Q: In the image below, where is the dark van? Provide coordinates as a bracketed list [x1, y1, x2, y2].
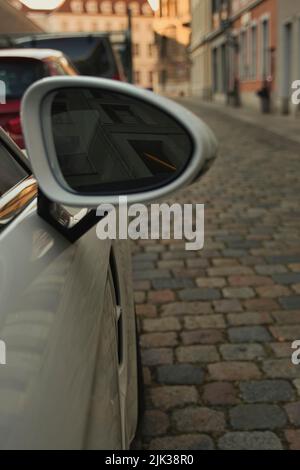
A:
[14, 33, 125, 81]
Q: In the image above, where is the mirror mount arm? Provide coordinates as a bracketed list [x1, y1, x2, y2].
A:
[37, 190, 99, 243]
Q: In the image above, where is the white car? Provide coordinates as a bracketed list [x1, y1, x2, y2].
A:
[0, 77, 217, 449]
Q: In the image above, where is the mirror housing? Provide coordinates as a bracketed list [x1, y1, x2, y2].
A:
[22, 77, 217, 208]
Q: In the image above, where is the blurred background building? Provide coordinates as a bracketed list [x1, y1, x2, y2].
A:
[0, 0, 42, 35]
[153, 0, 191, 96]
[9, 0, 157, 90]
[190, 0, 300, 116]
[9, 0, 193, 94]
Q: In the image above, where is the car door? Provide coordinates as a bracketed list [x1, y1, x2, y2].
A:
[0, 131, 130, 449]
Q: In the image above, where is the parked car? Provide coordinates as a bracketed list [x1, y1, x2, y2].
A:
[0, 77, 217, 449]
[0, 49, 78, 148]
[15, 33, 126, 82]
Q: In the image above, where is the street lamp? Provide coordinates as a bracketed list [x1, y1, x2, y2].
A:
[19, 0, 66, 9]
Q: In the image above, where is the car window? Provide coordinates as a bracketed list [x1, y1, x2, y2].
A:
[0, 142, 28, 196]
[0, 58, 45, 100]
[20, 37, 114, 77]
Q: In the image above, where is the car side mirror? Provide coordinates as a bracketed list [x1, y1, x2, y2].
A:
[21, 77, 217, 208]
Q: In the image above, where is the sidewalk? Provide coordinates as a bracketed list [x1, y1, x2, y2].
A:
[181, 97, 300, 146]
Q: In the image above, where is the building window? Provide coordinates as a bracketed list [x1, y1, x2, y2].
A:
[86, 0, 98, 14]
[133, 44, 140, 56]
[212, 47, 218, 92]
[70, 0, 83, 13]
[261, 18, 270, 78]
[240, 29, 248, 79]
[134, 70, 141, 83]
[148, 44, 154, 57]
[250, 24, 257, 79]
[149, 71, 153, 84]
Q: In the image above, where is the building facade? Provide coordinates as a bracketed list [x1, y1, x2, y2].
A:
[153, 0, 192, 96]
[277, 1, 300, 115]
[190, 0, 284, 113]
[10, 0, 157, 90]
[190, 0, 212, 99]
[230, 0, 277, 111]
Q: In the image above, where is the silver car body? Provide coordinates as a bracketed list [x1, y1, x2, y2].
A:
[0, 130, 137, 449]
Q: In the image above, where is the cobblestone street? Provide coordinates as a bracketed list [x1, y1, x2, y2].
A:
[133, 100, 300, 450]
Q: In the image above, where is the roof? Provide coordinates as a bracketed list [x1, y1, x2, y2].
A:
[0, 1, 43, 34]
[0, 48, 64, 60]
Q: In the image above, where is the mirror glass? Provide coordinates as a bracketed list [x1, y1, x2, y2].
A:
[50, 88, 193, 195]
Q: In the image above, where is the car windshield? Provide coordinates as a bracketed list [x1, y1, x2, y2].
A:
[0, 58, 45, 100]
[20, 38, 112, 76]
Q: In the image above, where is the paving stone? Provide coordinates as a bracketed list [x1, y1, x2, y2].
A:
[279, 296, 300, 310]
[213, 299, 243, 313]
[202, 382, 238, 405]
[289, 264, 300, 272]
[208, 266, 254, 276]
[134, 280, 151, 291]
[223, 287, 256, 299]
[230, 404, 287, 430]
[133, 261, 155, 270]
[157, 364, 205, 385]
[220, 343, 265, 361]
[186, 258, 210, 268]
[269, 325, 300, 341]
[243, 298, 279, 311]
[143, 367, 152, 385]
[262, 359, 300, 379]
[284, 402, 300, 426]
[176, 345, 220, 363]
[256, 285, 291, 298]
[212, 258, 240, 266]
[266, 255, 300, 265]
[140, 332, 178, 348]
[228, 326, 272, 343]
[179, 288, 221, 301]
[271, 310, 300, 324]
[255, 265, 288, 275]
[227, 312, 272, 326]
[149, 434, 215, 450]
[161, 251, 195, 260]
[148, 290, 176, 303]
[143, 317, 181, 333]
[157, 260, 185, 269]
[161, 301, 212, 316]
[196, 277, 227, 288]
[184, 315, 226, 330]
[172, 268, 205, 278]
[293, 379, 300, 396]
[270, 342, 293, 358]
[134, 291, 146, 303]
[133, 269, 170, 280]
[133, 253, 158, 261]
[173, 407, 225, 433]
[149, 386, 198, 410]
[240, 380, 295, 402]
[181, 329, 225, 345]
[208, 362, 261, 381]
[228, 275, 273, 286]
[285, 430, 300, 450]
[136, 304, 157, 317]
[218, 431, 283, 450]
[152, 278, 194, 290]
[142, 348, 173, 366]
[142, 410, 169, 437]
[272, 273, 300, 285]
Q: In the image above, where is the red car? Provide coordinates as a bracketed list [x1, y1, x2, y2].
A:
[0, 49, 78, 149]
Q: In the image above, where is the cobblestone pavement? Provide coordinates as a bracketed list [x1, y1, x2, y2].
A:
[133, 100, 300, 450]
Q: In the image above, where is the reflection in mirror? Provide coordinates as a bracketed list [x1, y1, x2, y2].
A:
[50, 88, 193, 195]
